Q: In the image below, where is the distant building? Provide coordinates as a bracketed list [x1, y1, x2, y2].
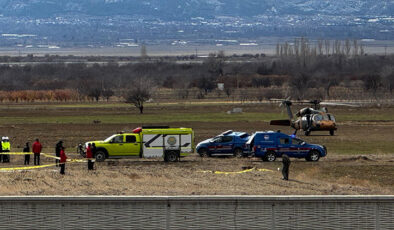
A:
[217, 83, 224, 91]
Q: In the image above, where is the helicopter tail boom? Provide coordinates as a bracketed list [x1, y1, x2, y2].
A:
[270, 119, 291, 126]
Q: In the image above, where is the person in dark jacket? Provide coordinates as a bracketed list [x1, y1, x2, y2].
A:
[282, 154, 291, 180]
[32, 139, 42, 165]
[60, 147, 67, 175]
[55, 141, 63, 167]
[23, 142, 30, 165]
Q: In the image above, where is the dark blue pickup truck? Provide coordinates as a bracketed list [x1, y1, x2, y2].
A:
[196, 130, 250, 157]
[246, 131, 327, 161]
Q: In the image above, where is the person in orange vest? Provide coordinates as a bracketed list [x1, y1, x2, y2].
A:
[32, 139, 42, 165]
[86, 143, 94, 170]
[60, 146, 67, 175]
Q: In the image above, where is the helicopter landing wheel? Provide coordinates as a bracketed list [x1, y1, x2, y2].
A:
[329, 130, 335, 136]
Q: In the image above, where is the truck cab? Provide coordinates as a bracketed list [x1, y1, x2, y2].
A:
[246, 131, 327, 162]
[196, 130, 250, 157]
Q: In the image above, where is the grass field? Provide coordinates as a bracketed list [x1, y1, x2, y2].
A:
[0, 101, 393, 195]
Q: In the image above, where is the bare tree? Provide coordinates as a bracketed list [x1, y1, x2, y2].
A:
[324, 40, 330, 55]
[317, 39, 323, 56]
[381, 66, 394, 94]
[276, 43, 280, 56]
[88, 88, 102, 102]
[289, 72, 311, 99]
[363, 74, 382, 100]
[124, 78, 154, 114]
[353, 40, 359, 56]
[224, 86, 233, 98]
[102, 89, 114, 101]
[196, 76, 216, 95]
[344, 39, 351, 56]
[140, 44, 148, 59]
[360, 42, 365, 56]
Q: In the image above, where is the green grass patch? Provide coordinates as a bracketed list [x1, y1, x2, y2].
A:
[0, 112, 287, 124]
[337, 113, 394, 122]
[324, 140, 393, 155]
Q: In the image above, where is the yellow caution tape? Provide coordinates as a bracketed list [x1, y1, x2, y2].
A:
[214, 168, 255, 175]
[257, 168, 274, 172]
[0, 163, 57, 171]
[0, 152, 33, 155]
[4, 152, 93, 162]
[40, 153, 59, 159]
[198, 167, 273, 174]
[0, 152, 94, 172]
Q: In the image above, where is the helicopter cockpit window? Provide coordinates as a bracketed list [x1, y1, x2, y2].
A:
[313, 114, 323, 121]
[279, 138, 290, 145]
[328, 114, 336, 122]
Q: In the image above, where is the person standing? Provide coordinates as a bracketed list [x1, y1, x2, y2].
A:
[86, 143, 93, 170]
[282, 154, 291, 180]
[59, 146, 67, 175]
[55, 141, 63, 167]
[23, 142, 30, 165]
[32, 139, 42, 165]
[91, 143, 96, 170]
[1, 136, 11, 163]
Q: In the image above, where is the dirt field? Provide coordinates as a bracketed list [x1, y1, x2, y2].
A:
[0, 102, 393, 195]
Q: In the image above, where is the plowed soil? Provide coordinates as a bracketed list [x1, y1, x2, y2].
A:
[0, 102, 393, 195]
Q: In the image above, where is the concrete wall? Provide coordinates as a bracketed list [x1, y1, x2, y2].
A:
[0, 196, 393, 229]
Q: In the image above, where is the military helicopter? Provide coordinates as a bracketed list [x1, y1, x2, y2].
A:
[270, 99, 358, 136]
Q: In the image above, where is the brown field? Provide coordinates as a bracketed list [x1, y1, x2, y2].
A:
[0, 101, 393, 195]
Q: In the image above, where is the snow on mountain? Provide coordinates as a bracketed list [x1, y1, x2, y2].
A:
[0, 0, 391, 18]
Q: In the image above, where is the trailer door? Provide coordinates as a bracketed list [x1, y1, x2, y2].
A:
[143, 134, 164, 158]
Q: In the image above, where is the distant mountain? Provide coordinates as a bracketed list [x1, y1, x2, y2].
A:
[0, 0, 392, 18]
[0, 0, 392, 46]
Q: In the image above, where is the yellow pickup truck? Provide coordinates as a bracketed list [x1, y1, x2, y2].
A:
[79, 126, 194, 162]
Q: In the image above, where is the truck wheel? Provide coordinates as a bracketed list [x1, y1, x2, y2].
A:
[263, 151, 276, 162]
[329, 130, 335, 136]
[309, 150, 320, 162]
[198, 148, 209, 157]
[95, 150, 106, 162]
[165, 151, 179, 162]
[233, 148, 243, 158]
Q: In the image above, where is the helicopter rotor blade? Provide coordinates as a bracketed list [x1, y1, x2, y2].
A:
[319, 102, 361, 107]
[270, 120, 291, 126]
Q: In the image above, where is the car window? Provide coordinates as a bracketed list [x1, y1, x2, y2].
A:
[125, 135, 136, 143]
[222, 136, 233, 143]
[112, 135, 124, 143]
[279, 138, 289, 145]
[239, 134, 249, 139]
[292, 138, 304, 145]
[212, 137, 222, 143]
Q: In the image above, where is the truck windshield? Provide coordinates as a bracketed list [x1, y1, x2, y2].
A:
[104, 135, 117, 142]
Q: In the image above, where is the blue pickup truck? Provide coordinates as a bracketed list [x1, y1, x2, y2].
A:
[246, 131, 327, 161]
[196, 130, 250, 157]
